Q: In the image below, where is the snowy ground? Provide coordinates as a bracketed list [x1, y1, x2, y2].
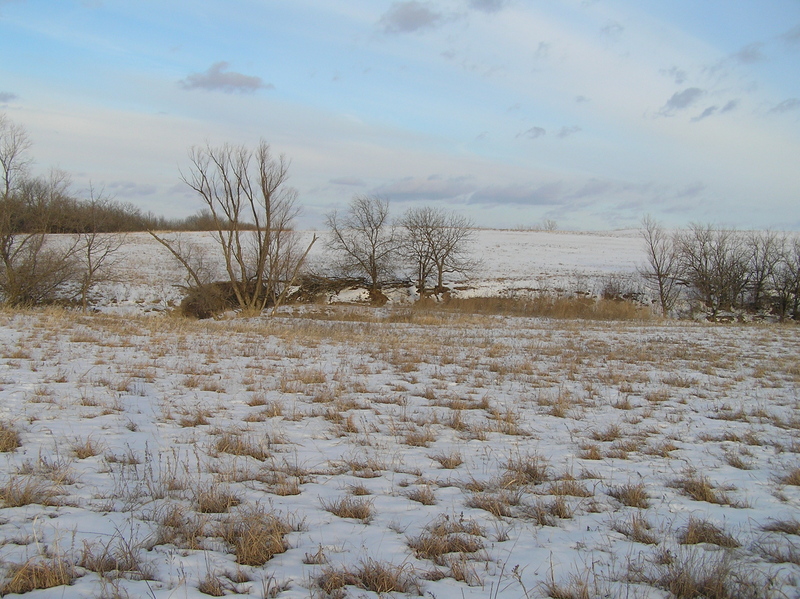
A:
[1, 231, 799, 598]
[88, 229, 647, 313]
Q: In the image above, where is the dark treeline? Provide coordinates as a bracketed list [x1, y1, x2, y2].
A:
[6, 181, 227, 234]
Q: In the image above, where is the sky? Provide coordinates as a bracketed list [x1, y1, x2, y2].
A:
[1, 0, 799, 230]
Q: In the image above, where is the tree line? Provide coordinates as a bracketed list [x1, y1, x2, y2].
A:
[3, 112, 799, 321]
[641, 216, 800, 320]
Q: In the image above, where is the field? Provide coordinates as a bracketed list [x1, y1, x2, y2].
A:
[1, 231, 799, 599]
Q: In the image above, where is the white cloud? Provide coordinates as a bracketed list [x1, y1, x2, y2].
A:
[379, 2, 444, 34]
[180, 62, 271, 94]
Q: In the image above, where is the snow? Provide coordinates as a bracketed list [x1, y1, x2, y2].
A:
[1, 231, 799, 598]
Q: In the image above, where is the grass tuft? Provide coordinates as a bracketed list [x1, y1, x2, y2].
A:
[0, 421, 21, 452]
[321, 495, 375, 522]
[608, 481, 649, 508]
[0, 558, 77, 595]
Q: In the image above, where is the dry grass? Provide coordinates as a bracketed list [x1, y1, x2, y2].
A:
[72, 436, 103, 459]
[213, 432, 269, 461]
[678, 517, 740, 548]
[636, 549, 773, 599]
[755, 537, 800, 566]
[547, 478, 593, 497]
[578, 444, 603, 460]
[502, 452, 550, 486]
[0, 558, 76, 595]
[321, 496, 375, 522]
[429, 450, 463, 469]
[612, 513, 659, 545]
[407, 485, 437, 505]
[153, 505, 206, 550]
[195, 484, 241, 513]
[465, 491, 518, 517]
[178, 407, 211, 427]
[672, 471, 731, 505]
[79, 535, 155, 580]
[608, 481, 649, 508]
[218, 507, 291, 566]
[779, 467, 800, 486]
[317, 559, 422, 596]
[412, 296, 651, 322]
[407, 528, 484, 564]
[761, 518, 800, 535]
[0, 421, 21, 452]
[0, 475, 59, 507]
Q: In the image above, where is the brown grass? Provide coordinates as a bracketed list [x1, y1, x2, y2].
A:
[317, 559, 422, 596]
[218, 507, 291, 566]
[612, 513, 659, 545]
[780, 467, 800, 486]
[502, 452, 550, 486]
[465, 491, 516, 517]
[547, 479, 593, 497]
[672, 471, 730, 505]
[429, 450, 463, 469]
[213, 432, 269, 461]
[678, 517, 740, 548]
[72, 436, 103, 459]
[195, 484, 241, 513]
[0, 421, 21, 452]
[407, 485, 437, 505]
[0, 475, 59, 507]
[762, 518, 800, 535]
[637, 550, 771, 599]
[153, 505, 206, 550]
[412, 296, 651, 322]
[407, 530, 484, 564]
[79, 535, 155, 580]
[608, 481, 649, 508]
[0, 558, 76, 595]
[321, 496, 375, 522]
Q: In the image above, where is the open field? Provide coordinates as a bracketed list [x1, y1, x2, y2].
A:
[1, 302, 799, 598]
[85, 229, 645, 313]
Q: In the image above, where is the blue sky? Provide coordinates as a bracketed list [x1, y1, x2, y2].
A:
[1, 0, 799, 229]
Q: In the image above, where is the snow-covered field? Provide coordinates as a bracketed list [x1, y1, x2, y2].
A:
[1, 231, 799, 599]
[91, 230, 646, 312]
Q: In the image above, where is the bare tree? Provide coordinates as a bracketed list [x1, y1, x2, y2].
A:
[400, 206, 477, 295]
[0, 113, 32, 198]
[639, 215, 682, 316]
[771, 238, 800, 320]
[745, 230, 783, 312]
[325, 195, 398, 297]
[74, 188, 127, 312]
[151, 141, 315, 316]
[675, 223, 749, 316]
[0, 171, 80, 305]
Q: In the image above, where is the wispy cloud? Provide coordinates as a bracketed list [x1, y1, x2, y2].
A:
[658, 87, 704, 116]
[179, 62, 271, 94]
[731, 42, 766, 64]
[468, 182, 565, 206]
[330, 177, 365, 187]
[769, 98, 800, 114]
[375, 174, 475, 201]
[692, 106, 718, 122]
[517, 126, 546, 140]
[106, 180, 157, 197]
[468, 0, 507, 14]
[660, 66, 688, 85]
[557, 126, 581, 138]
[0, 91, 18, 103]
[780, 24, 800, 45]
[379, 2, 444, 34]
[600, 21, 624, 39]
